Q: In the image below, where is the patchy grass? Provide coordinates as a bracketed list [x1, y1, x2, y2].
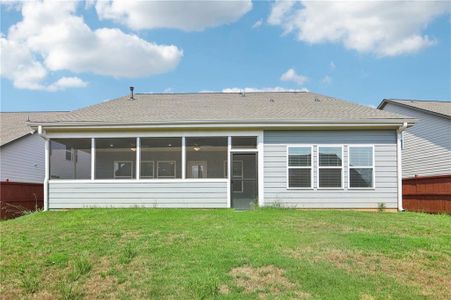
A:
[0, 209, 450, 299]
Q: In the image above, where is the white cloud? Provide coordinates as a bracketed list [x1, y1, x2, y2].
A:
[280, 68, 308, 85]
[95, 0, 252, 31]
[47, 77, 88, 92]
[268, 1, 449, 56]
[222, 87, 309, 93]
[252, 19, 263, 29]
[1, 0, 183, 91]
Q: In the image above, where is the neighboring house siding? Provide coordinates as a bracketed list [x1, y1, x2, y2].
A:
[0, 134, 45, 183]
[263, 130, 398, 209]
[48, 181, 228, 208]
[382, 103, 451, 177]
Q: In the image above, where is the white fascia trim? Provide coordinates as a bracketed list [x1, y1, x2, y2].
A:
[45, 130, 262, 139]
[38, 122, 410, 131]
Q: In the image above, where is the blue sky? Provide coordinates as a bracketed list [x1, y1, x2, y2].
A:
[1, 1, 450, 112]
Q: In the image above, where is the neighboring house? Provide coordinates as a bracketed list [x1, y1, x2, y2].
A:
[1, 112, 67, 183]
[29, 91, 414, 211]
[0, 111, 67, 218]
[378, 99, 451, 178]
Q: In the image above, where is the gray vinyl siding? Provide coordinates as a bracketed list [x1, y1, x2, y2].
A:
[0, 134, 45, 183]
[49, 181, 228, 208]
[263, 130, 398, 209]
[381, 103, 451, 178]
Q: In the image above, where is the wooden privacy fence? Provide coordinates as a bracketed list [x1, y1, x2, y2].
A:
[403, 175, 451, 214]
[0, 182, 43, 219]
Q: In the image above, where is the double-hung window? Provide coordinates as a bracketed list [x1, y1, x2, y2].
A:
[287, 146, 312, 188]
[349, 146, 374, 188]
[318, 146, 343, 188]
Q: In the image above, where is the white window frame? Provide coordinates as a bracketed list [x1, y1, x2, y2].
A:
[317, 145, 344, 189]
[140, 160, 155, 179]
[157, 160, 177, 179]
[113, 160, 134, 179]
[348, 145, 375, 190]
[286, 145, 314, 189]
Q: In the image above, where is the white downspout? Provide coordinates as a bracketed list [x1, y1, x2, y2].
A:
[397, 122, 407, 212]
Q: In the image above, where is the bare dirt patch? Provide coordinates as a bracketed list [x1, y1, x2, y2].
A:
[228, 265, 309, 299]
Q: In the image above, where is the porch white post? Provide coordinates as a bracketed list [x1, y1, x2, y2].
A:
[136, 137, 141, 180]
[227, 136, 232, 208]
[257, 132, 264, 207]
[44, 139, 49, 211]
[91, 138, 95, 180]
[182, 136, 186, 179]
[397, 130, 404, 211]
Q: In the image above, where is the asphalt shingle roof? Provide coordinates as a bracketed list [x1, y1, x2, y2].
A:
[28, 92, 411, 127]
[0, 112, 67, 146]
[379, 99, 451, 119]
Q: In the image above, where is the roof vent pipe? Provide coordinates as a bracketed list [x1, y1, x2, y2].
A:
[129, 86, 135, 100]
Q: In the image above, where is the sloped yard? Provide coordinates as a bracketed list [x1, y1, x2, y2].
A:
[1, 209, 450, 299]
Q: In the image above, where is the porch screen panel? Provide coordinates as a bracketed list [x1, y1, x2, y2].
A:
[95, 138, 136, 179]
[50, 139, 91, 179]
[186, 137, 227, 178]
[140, 137, 182, 179]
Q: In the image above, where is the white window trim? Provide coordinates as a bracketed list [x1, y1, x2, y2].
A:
[286, 145, 314, 190]
[347, 145, 375, 190]
[317, 145, 344, 190]
[140, 160, 155, 179]
[157, 160, 177, 179]
[113, 161, 134, 179]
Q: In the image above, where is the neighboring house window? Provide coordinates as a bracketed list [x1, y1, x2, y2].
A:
[96, 138, 136, 179]
[141, 161, 154, 179]
[287, 146, 312, 188]
[140, 137, 182, 179]
[157, 161, 177, 178]
[50, 139, 91, 179]
[186, 137, 227, 178]
[349, 146, 374, 188]
[114, 161, 133, 179]
[318, 146, 343, 188]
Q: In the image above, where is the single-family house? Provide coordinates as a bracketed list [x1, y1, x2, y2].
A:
[0, 111, 66, 218]
[378, 99, 451, 178]
[29, 91, 415, 211]
[378, 99, 451, 213]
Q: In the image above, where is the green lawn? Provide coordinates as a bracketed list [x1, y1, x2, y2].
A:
[1, 209, 450, 299]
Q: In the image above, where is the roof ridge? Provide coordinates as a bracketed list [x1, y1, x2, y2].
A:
[134, 91, 311, 95]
